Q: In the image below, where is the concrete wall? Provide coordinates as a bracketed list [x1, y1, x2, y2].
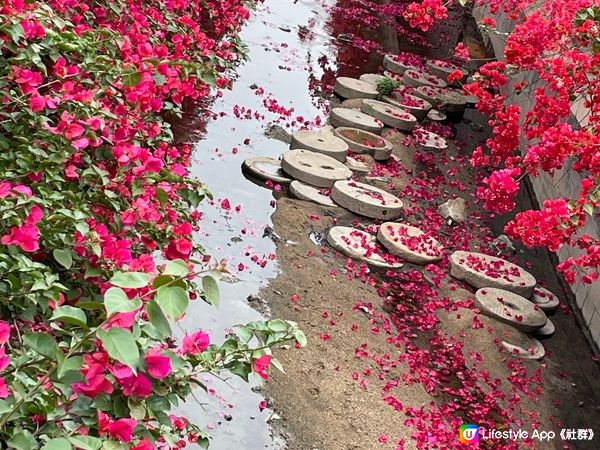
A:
[472, 5, 600, 350]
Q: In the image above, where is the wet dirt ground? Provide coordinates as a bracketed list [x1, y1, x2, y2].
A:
[177, 0, 600, 449]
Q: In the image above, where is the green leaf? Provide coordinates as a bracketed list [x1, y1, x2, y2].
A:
[236, 326, 253, 343]
[42, 438, 72, 450]
[146, 300, 172, 337]
[23, 333, 60, 358]
[68, 436, 102, 450]
[155, 286, 188, 320]
[267, 319, 288, 333]
[57, 356, 84, 379]
[110, 272, 151, 289]
[53, 248, 73, 269]
[293, 329, 307, 347]
[51, 306, 87, 327]
[202, 275, 220, 307]
[97, 328, 140, 370]
[164, 259, 189, 277]
[7, 431, 37, 450]
[228, 361, 251, 381]
[127, 397, 146, 420]
[104, 287, 141, 317]
[122, 71, 142, 87]
[583, 203, 595, 216]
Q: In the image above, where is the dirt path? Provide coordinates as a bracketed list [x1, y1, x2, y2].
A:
[260, 116, 600, 449]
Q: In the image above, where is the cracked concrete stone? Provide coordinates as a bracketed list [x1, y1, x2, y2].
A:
[290, 129, 349, 161]
[289, 180, 337, 207]
[327, 226, 403, 269]
[242, 156, 293, 184]
[382, 92, 432, 121]
[361, 99, 417, 131]
[333, 127, 393, 160]
[475, 287, 547, 332]
[334, 77, 379, 99]
[377, 222, 443, 264]
[331, 180, 403, 219]
[403, 69, 448, 89]
[531, 286, 560, 312]
[330, 107, 384, 134]
[281, 149, 352, 187]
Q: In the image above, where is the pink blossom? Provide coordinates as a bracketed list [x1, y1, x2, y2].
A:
[144, 348, 172, 379]
[253, 355, 272, 380]
[180, 330, 210, 355]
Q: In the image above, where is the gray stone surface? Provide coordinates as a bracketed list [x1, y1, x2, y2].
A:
[242, 156, 293, 184]
[361, 99, 417, 131]
[281, 149, 352, 188]
[334, 77, 379, 99]
[290, 129, 349, 161]
[438, 197, 467, 222]
[329, 108, 384, 134]
[425, 59, 468, 85]
[382, 92, 432, 121]
[535, 317, 555, 337]
[333, 127, 393, 161]
[289, 180, 337, 207]
[502, 336, 545, 360]
[403, 69, 448, 89]
[345, 155, 373, 173]
[413, 129, 448, 151]
[359, 73, 387, 86]
[427, 109, 447, 121]
[327, 226, 403, 269]
[450, 251, 537, 297]
[331, 180, 403, 219]
[475, 288, 547, 332]
[531, 286, 560, 311]
[377, 222, 443, 264]
[383, 54, 419, 74]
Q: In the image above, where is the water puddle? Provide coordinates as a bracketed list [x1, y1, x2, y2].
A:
[173, 0, 375, 448]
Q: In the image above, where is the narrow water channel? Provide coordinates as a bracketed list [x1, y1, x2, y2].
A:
[174, 0, 373, 448]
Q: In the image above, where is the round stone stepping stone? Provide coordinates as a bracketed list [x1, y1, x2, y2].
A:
[289, 180, 337, 207]
[331, 180, 403, 219]
[502, 336, 545, 360]
[326, 226, 403, 269]
[535, 317, 555, 337]
[345, 155, 372, 173]
[403, 69, 448, 89]
[361, 99, 417, 131]
[427, 109, 447, 121]
[412, 85, 447, 108]
[531, 286, 560, 312]
[340, 98, 366, 109]
[333, 127, 393, 161]
[242, 156, 293, 184]
[383, 70, 405, 82]
[290, 129, 349, 162]
[475, 288, 547, 332]
[330, 108, 383, 134]
[413, 129, 448, 151]
[359, 73, 387, 86]
[382, 91, 432, 121]
[377, 223, 443, 264]
[450, 251, 536, 297]
[383, 54, 420, 74]
[281, 149, 352, 188]
[334, 77, 379, 99]
[425, 59, 468, 85]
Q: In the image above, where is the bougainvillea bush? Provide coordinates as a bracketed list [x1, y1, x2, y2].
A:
[404, 0, 600, 284]
[0, 0, 305, 448]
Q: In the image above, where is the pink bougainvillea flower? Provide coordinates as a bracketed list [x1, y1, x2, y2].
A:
[72, 373, 114, 398]
[98, 412, 137, 443]
[130, 438, 154, 450]
[0, 377, 9, 398]
[1, 224, 40, 252]
[0, 321, 10, 345]
[253, 355, 272, 381]
[180, 330, 210, 355]
[119, 372, 152, 398]
[0, 347, 9, 372]
[169, 414, 188, 430]
[164, 238, 193, 260]
[144, 348, 172, 379]
[104, 310, 138, 330]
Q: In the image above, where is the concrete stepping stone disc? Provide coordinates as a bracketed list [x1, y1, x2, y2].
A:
[361, 99, 417, 131]
[383, 54, 420, 74]
[290, 129, 349, 162]
[345, 155, 373, 173]
[359, 73, 387, 86]
[531, 286, 560, 312]
[535, 317, 555, 337]
[450, 251, 537, 297]
[425, 59, 468, 85]
[403, 69, 448, 89]
[281, 149, 352, 188]
[333, 127, 393, 161]
[413, 129, 448, 151]
[475, 288, 547, 332]
[382, 92, 432, 121]
[289, 180, 337, 207]
[383, 70, 406, 82]
[502, 336, 545, 360]
[242, 156, 293, 184]
[377, 222, 443, 264]
[334, 77, 379, 99]
[327, 226, 403, 269]
[331, 180, 403, 219]
[427, 109, 447, 121]
[330, 108, 384, 134]
[413, 85, 448, 108]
